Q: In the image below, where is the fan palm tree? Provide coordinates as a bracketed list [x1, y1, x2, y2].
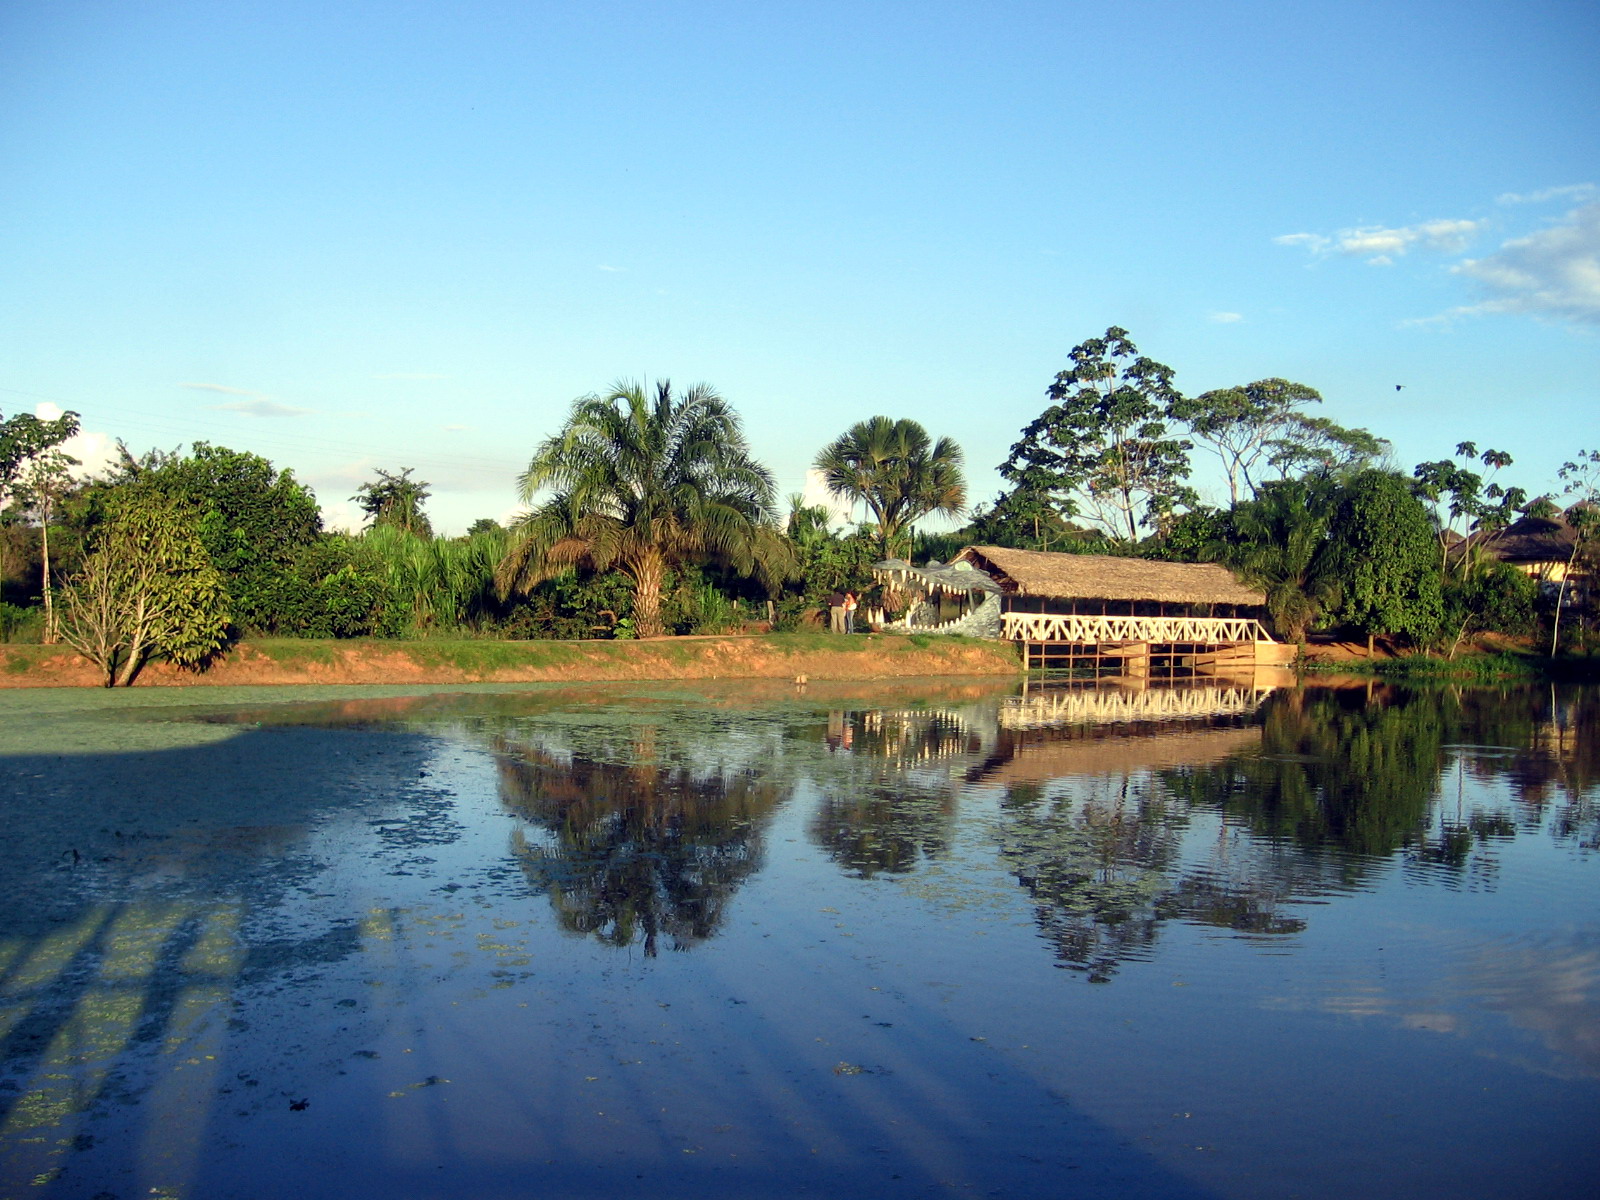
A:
[498, 380, 790, 639]
[813, 417, 966, 560]
[1223, 479, 1339, 645]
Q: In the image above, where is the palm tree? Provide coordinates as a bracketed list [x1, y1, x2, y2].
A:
[813, 417, 966, 560]
[498, 380, 790, 639]
[1222, 479, 1339, 646]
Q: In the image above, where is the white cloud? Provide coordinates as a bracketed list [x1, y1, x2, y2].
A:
[180, 381, 265, 397]
[1209, 311, 1244, 323]
[799, 468, 855, 527]
[211, 399, 313, 418]
[1273, 232, 1328, 252]
[30, 402, 118, 479]
[1278, 219, 1485, 264]
[1496, 183, 1597, 206]
[1449, 203, 1600, 326]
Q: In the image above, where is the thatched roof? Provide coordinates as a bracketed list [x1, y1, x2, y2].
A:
[954, 546, 1265, 606]
[1471, 506, 1588, 565]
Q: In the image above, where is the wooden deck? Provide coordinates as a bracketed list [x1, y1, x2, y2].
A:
[1001, 612, 1288, 677]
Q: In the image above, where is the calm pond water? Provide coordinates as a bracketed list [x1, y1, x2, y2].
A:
[0, 677, 1595, 1199]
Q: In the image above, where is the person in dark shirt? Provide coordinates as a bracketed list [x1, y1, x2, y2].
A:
[827, 591, 846, 634]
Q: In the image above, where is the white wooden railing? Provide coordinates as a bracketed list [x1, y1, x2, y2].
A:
[1001, 612, 1274, 645]
[999, 686, 1269, 730]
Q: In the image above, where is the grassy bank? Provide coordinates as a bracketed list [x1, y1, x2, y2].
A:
[1304, 648, 1600, 683]
[0, 631, 1024, 688]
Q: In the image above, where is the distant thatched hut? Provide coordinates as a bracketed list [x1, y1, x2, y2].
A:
[950, 546, 1265, 617]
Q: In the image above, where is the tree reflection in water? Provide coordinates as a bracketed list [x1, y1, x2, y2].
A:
[494, 725, 789, 955]
[809, 708, 978, 877]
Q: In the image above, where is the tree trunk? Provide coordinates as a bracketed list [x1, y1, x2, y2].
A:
[630, 549, 667, 639]
[39, 517, 54, 644]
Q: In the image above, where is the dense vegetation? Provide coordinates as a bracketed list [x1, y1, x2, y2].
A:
[2, 344, 1595, 681]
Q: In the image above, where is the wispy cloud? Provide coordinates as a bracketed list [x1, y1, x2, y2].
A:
[1448, 203, 1600, 326]
[181, 381, 265, 398]
[1209, 311, 1244, 323]
[211, 399, 313, 418]
[1496, 183, 1596, 206]
[1275, 218, 1486, 265]
[372, 372, 448, 381]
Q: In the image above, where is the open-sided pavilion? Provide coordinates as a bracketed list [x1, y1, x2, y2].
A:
[948, 545, 1290, 676]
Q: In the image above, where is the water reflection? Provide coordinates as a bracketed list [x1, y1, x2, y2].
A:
[494, 734, 787, 955]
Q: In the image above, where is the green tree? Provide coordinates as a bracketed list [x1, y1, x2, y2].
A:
[1221, 478, 1340, 644]
[59, 490, 228, 686]
[1264, 416, 1388, 481]
[1170, 378, 1324, 505]
[1326, 470, 1444, 650]
[0, 407, 79, 497]
[1550, 450, 1600, 654]
[104, 443, 326, 633]
[1413, 442, 1525, 580]
[10, 448, 78, 642]
[1000, 327, 1194, 542]
[354, 467, 433, 538]
[813, 416, 966, 560]
[1, 407, 79, 595]
[499, 379, 791, 640]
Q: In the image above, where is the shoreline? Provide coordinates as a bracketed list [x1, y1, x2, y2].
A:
[0, 632, 1024, 688]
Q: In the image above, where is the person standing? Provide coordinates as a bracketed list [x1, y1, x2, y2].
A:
[843, 591, 858, 634]
[827, 590, 846, 634]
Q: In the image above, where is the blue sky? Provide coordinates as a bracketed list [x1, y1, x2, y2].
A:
[2, 0, 1596, 534]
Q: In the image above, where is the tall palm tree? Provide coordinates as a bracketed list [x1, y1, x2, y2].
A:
[1222, 479, 1339, 645]
[498, 380, 790, 639]
[813, 417, 966, 560]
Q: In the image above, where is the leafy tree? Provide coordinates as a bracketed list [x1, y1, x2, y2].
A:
[499, 379, 791, 640]
[1326, 470, 1443, 650]
[1172, 378, 1388, 502]
[968, 482, 1087, 552]
[1437, 562, 1538, 656]
[354, 467, 433, 538]
[0, 407, 79, 497]
[0, 407, 79, 596]
[1264, 416, 1389, 481]
[813, 416, 966, 560]
[1170, 378, 1325, 505]
[98, 443, 326, 633]
[1220, 478, 1340, 644]
[59, 490, 228, 686]
[1413, 442, 1525, 580]
[9, 448, 78, 641]
[1550, 450, 1600, 654]
[1000, 327, 1193, 542]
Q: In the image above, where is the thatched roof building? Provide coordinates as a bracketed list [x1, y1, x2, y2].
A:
[1475, 507, 1583, 568]
[952, 546, 1265, 608]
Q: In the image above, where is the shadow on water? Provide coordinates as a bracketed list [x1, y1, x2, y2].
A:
[0, 707, 1226, 1200]
[1, 678, 1596, 1197]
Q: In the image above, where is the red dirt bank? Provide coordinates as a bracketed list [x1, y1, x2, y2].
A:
[0, 635, 1023, 688]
